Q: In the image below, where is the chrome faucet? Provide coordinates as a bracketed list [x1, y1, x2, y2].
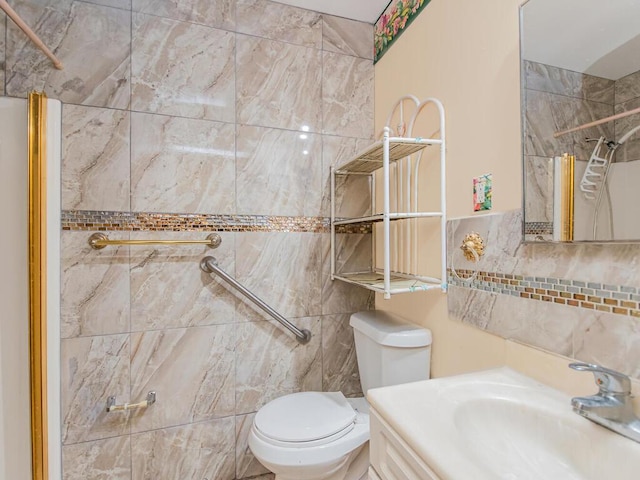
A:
[569, 363, 640, 443]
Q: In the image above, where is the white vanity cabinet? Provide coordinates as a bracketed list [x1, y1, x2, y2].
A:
[369, 408, 441, 480]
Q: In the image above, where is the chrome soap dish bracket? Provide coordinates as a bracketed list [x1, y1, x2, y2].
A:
[106, 391, 156, 413]
[450, 232, 485, 283]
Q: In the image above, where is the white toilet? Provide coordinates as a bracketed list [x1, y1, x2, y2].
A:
[248, 310, 432, 480]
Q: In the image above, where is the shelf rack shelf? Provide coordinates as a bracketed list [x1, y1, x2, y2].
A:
[333, 271, 443, 296]
[330, 97, 447, 299]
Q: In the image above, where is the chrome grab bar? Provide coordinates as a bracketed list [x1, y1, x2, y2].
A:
[200, 256, 311, 344]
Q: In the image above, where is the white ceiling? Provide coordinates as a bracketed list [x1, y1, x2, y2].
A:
[271, 0, 390, 24]
[522, 0, 640, 80]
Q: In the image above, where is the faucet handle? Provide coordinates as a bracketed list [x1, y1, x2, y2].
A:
[569, 363, 631, 395]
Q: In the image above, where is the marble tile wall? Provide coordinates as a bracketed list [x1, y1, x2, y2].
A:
[0, 16, 5, 96]
[523, 61, 640, 241]
[523, 60, 615, 163]
[448, 210, 640, 380]
[2, 1, 374, 479]
[523, 60, 615, 235]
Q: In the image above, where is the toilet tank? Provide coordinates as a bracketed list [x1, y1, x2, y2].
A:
[350, 310, 432, 395]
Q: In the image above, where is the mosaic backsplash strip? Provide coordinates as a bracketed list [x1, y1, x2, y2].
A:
[62, 210, 372, 234]
[448, 270, 640, 318]
[524, 221, 553, 236]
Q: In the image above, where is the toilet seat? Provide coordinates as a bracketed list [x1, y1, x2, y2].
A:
[254, 392, 357, 447]
[249, 394, 370, 474]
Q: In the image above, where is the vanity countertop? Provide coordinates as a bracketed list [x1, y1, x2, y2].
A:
[367, 367, 640, 480]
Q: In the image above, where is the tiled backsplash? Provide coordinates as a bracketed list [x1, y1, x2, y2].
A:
[2, 1, 374, 479]
[448, 270, 640, 317]
[448, 210, 640, 379]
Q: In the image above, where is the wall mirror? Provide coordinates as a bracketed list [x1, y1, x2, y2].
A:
[520, 0, 640, 242]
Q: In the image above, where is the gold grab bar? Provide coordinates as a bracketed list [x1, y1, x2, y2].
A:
[106, 391, 156, 413]
[88, 232, 222, 250]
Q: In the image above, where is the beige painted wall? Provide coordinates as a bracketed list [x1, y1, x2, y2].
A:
[375, 0, 523, 216]
[374, 0, 640, 399]
[374, 0, 525, 377]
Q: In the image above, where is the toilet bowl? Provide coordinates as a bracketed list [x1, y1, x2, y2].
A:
[249, 311, 432, 480]
[248, 392, 370, 480]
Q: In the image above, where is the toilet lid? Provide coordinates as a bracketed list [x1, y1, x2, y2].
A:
[254, 392, 356, 443]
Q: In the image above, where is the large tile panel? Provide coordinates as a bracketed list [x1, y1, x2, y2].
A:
[524, 60, 614, 104]
[61, 334, 130, 444]
[235, 232, 322, 319]
[235, 317, 322, 414]
[448, 286, 576, 357]
[614, 97, 640, 163]
[130, 325, 235, 433]
[615, 69, 640, 105]
[523, 155, 553, 223]
[62, 104, 130, 211]
[321, 234, 373, 316]
[236, 0, 322, 48]
[0, 17, 5, 96]
[322, 52, 374, 138]
[62, 436, 131, 480]
[524, 89, 614, 161]
[236, 34, 322, 131]
[131, 13, 235, 122]
[573, 312, 640, 379]
[321, 135, 373, 218]
[130, 112, 236, 214]
[235, 413, 270, 479]
[131, 419, 235, 480]
[236, 125, 322, 216]
[518, 240, 640, 286]
[447, 210, 522, 276]
[132, 0, 235, 30]
[129, 231, 236, 331]
[61, 231, 130, 339]
[6, 0, 130, 108]
[321, 314, 362, 395]
[322, 15, 373, 60]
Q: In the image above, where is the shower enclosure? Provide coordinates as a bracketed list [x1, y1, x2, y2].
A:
[578, 125, 640, 240]
[0, 95, 62, 480]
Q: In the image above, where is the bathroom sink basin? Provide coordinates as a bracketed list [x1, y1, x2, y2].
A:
[367, 368, 640, 480]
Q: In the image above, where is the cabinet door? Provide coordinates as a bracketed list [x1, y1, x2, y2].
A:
[370, 408, 441, 480]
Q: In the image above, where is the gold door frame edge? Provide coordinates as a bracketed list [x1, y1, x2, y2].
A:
[28, 91, 48, 480]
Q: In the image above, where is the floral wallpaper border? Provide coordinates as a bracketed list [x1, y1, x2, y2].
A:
[375, 0, 431, 63]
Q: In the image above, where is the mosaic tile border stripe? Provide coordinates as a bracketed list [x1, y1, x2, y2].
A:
[524, 221, 553, 235]
[62, 210, 372, 234]
[448, 269, 640, 318]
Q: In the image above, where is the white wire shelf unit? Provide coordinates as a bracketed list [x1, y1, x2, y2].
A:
[330, 96, 447, 299]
